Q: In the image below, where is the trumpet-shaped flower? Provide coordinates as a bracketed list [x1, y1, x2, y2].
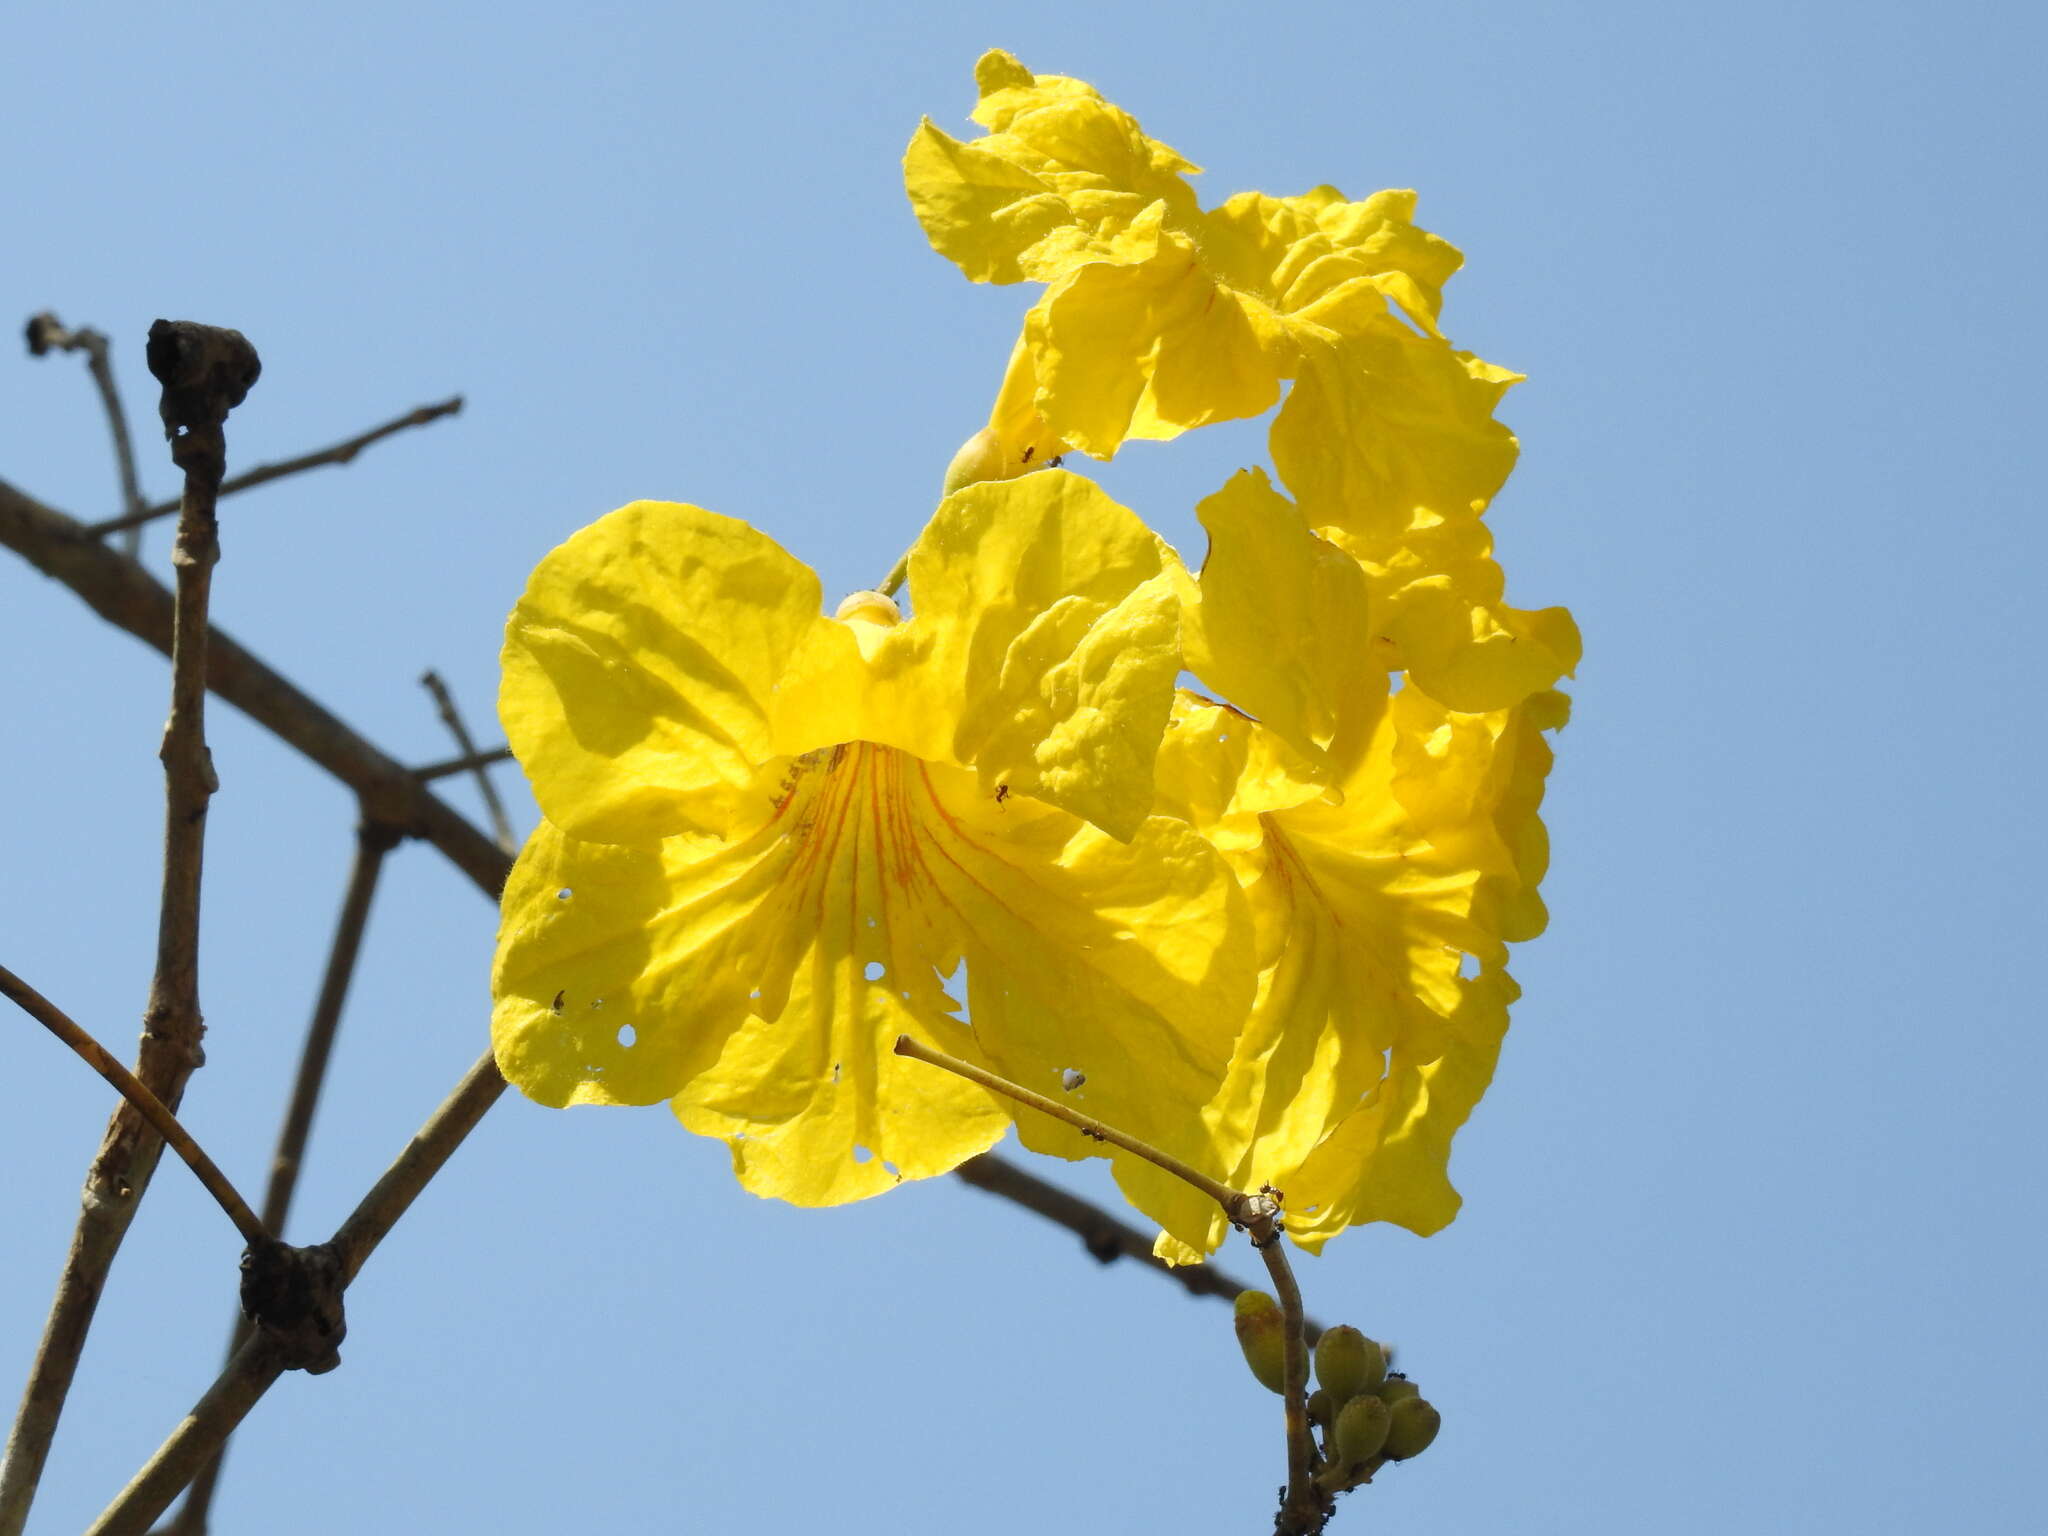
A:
[491, 475, 1256, 1234]
[1145, 682, 1566, 1256]
[908, 51, 1578, 713]
[906, 49, 1468, 467]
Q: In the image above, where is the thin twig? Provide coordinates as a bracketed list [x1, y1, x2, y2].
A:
[0, 321, 259, 1536]
[952, 1153, 1324, 1342]
[25, 313, 149, 557]
[90, 1051, 508, 1536]
[419, 671, 516, 853]
[412, 744, 514, 782]
[84, 396, 463, 540]
[88, 1338, 284, 1536]
[891, 1035, 1246, 1213]
[0, 965, 265, 1245]
[897, 1036, 1328, 1534]
[1253, 1220, 1326, 1535]
[162, 819, 402, 1534]
[0, 478, 510, 897]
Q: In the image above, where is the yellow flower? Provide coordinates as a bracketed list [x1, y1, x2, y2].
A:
[909, 51, 1578, 712]
[491, 475, 1255, 1234]
[1146, 683, 1567, 1256]
[906, 49, 1466, 467]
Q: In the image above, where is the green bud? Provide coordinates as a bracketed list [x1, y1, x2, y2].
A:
[1313, 1326, 1387, 1402]
[941, 428, 1008, 495]
[1306, 1387, 1336, 1430]
[1232, 1290, 1288, 1394]
[1333, 1392, 1391, 1465]
[1383, 1396, 1441, 1460]
[1375, 1373, 1420, 1404]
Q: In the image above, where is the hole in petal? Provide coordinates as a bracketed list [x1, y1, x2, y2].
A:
[883, 1160, 901, 1180]
[748, 988, 762, 1002]
[831, 1061, 842, 1083]
[852, 1144, 873, 1164]
[1060, 1067, 1086, 1092]
[556, 888, 573, 901]
[550, 990, 564, 1015]
[864, 960, 886, 982]
[1388, 672, 1407, 695]
[616, 1023, 636, 1048]
[1458, 952, 1482, 980]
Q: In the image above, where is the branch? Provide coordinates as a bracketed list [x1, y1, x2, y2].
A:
[892, 1035, 1244, 1212]
[412, 744, 514, 782]
[897, 1037, 1330, 1535]
[83, 396, 463, 540]
[90, 1051, 508, 1536]
[0, 965, 264, 1245]
[953, 1153, 1324, 1341]
[0, 322, 260, 1536]
[25, 313, 149, 556]
[0, 478, 510, 898]
[163, 819, 401, 1534]
[420, 670, 516, 853]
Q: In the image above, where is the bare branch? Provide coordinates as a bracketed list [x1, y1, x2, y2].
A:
[413, 744, 514, 782]
[0, 478, 510, 898]
[0, 321, 261, 1536]
[91, 1051, 508, 1535]
[0, 965, 265, 1245]
[164, 819, 401, 1533]
[953, 1153, 1324, 1342]
[84, 396, 463, 540]
[420, 670, 516, 853]
[89, 1338, 283, 1536]
[25, 313, 150, 556]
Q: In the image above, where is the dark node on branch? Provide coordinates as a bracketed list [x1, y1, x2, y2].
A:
[145, 320, 261, 440]
[238, 1239, 346, 1375]
[24, 311, 64, 355]
[1082, 1229, 1121, 1265]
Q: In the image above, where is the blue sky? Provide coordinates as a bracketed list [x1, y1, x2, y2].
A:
[4, 2, 2044, 1531]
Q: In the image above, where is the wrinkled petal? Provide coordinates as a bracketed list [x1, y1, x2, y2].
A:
[492, 744, 1250, 1218]
[1272, 320, 1522, 553]
[1331, 519, 1583, 713]
[869, 471, 1184, 840]
[1029, 227, 1293, 457]
[1179, 469, 1377, 767]
[904, 50, 1201, 289]
[500, 501, 836, 846]
[1147, 684, 1566, 1255]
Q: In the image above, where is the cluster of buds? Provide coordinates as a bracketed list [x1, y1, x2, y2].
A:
[1234, 1295, 1441, 1496]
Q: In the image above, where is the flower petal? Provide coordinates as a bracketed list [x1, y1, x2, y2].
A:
[1180, 468, 1376, 766]
[1146, 682, 1566, 1253]
[886, 471, 1184, 840]
[500, 501, 836, 846]
[493, 743, 1252, 1220]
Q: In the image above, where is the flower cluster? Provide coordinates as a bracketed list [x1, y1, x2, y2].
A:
[491, 51, 1576, 1256]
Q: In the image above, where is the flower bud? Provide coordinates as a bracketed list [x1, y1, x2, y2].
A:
[1333, 1392, 1391, 1465]
[941, 428, 1010, 495]
[1306, 1387, 1335, 1430]
[1313, 1325, 1386, 1402]
[1375, 1373, 1420, 1404]
[1382, 1397, 1440, 1460]
[834, 590, 902, 627]
[1232, 1290, 1288, 1395]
